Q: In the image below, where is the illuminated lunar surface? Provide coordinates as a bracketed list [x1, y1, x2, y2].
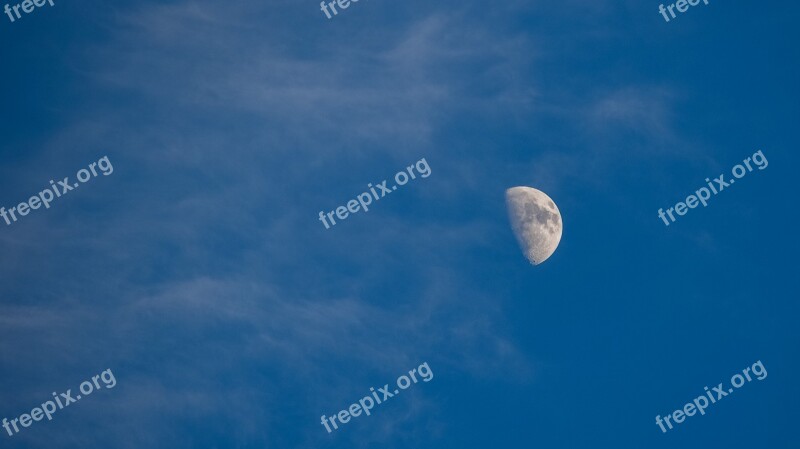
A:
[505, 186, 563, 265]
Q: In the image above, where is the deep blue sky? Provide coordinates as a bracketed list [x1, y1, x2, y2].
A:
[1, 0, 798, 448]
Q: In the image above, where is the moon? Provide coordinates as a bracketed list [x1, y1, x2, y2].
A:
[505, 186, 563, 265]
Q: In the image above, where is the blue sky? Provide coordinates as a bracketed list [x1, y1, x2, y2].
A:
[0, 0, 798, 447]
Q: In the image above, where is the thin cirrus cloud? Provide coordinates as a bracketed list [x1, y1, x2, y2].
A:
[0, 0, 697, 447]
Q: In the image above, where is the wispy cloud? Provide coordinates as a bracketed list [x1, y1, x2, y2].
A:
[0, 0, 698, 447]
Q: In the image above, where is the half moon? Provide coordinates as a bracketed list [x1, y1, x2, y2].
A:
[505, 186, 563, 265]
